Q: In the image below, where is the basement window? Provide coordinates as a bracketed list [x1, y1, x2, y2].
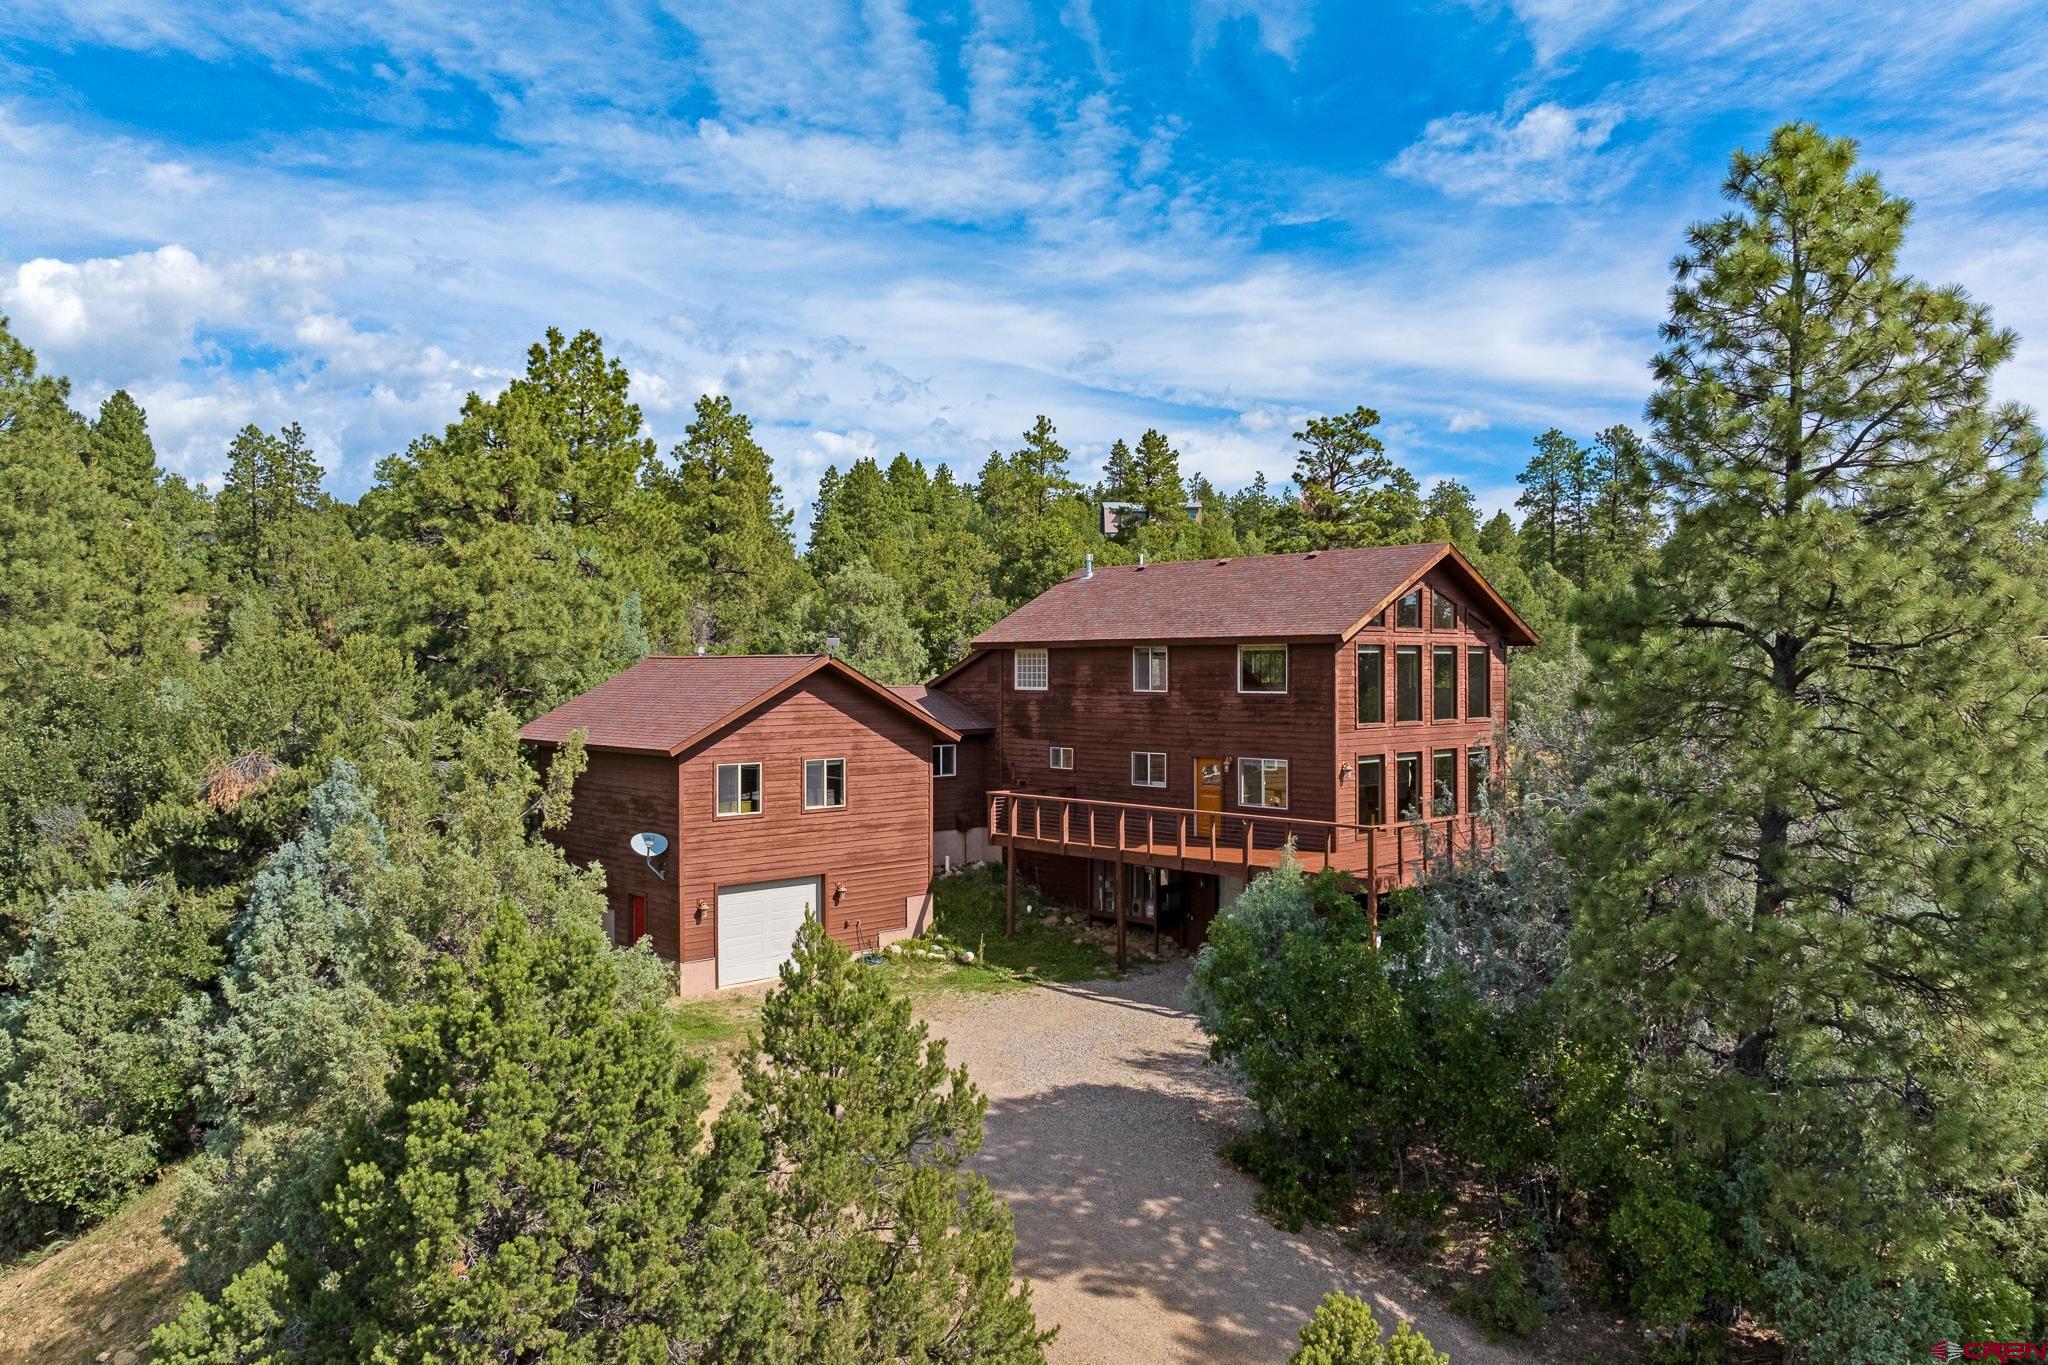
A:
[716, 762, 762, 817]
[1050, 746, 1074, 770]
[1130, 751, 1166, 787]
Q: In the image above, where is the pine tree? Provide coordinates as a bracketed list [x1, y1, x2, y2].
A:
[1581, 424, 1659, 585]
[709, 919, 1048, 1363]
[1100, 437, 1138, 503]
[1289, 406, 1395, 547]
[1572, 123, 2048, 1328]
[1477, 509, 1517, 559]
[976, 418, 1086, 606]
[660, 394, 803, 651]
[1514, 427, 1586, 581]
[86, 389, 164, 514]
[799, 557, 927, 684]
[156, 906, 752, 1362]
[1420, 479, 1481, 551]
[215, 422, 324, 589]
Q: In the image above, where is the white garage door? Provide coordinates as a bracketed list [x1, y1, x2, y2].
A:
[716, 876, 821, 987]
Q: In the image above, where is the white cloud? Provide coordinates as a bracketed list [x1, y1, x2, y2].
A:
[1391, 102, 1628, 206]
[1448, 409, 1489, 433]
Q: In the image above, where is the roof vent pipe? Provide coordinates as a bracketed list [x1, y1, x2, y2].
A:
[1138, 552, 1146, 567]
[1083, 553, 1094, 580]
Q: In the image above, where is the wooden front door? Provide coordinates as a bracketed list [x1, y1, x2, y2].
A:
[1194, 757, 1224, 838]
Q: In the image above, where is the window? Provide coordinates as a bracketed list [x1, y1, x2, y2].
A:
[1433, 646, 1458, 720]
[715, 762, 761, 816]
[1356, 645, 1384, 724]
[1132, 645, 1169, 693]
[1368, 608, 1386, 627]
[1130, 751, 1166, 787]
[1396, 752, 1422, 820]
[1467, 746, 1492, 810]
[1467, 647, 1492, 718]
[1013, 648, 1048, 691]
[1395, 646, 1422, 722]
[804, 758, 845, 810]
[1433, 749, 1458, 816]
[1357, 755, 1385, 826]
[1238, 643, 1288, 693]
[1050, 745, 1074, 770]
[933, 743, 957, 778]
[1432, 590, 1456, 629]
[1396, 589, 1422, 628]
[1237, 757, 1289, 809]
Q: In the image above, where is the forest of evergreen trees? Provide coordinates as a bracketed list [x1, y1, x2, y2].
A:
[1, 120, 2044, 1360]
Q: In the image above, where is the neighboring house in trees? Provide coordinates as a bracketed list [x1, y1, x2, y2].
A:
[922, 543, 1538, 959]
[524, 543, 1534, 993]
[519, 654, 961, 992]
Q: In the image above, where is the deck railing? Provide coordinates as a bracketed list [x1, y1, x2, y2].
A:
[985, 788, 1493, 890]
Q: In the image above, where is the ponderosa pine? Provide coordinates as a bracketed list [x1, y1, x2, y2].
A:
[1571, 123, 2048, 1335]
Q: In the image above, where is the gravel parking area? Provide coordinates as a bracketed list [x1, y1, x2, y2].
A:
[918, 960, 1535, 1365]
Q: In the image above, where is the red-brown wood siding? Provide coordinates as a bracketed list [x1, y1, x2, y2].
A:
[936, 735, 993, 832]
[1334, 567, 1510, 853]
[543, 751, 684, 960]
[974, 641, 1339, 823]
[676, 671, 934, 967]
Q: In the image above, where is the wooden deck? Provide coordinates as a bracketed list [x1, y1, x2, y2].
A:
[987, 789, 1492, 891]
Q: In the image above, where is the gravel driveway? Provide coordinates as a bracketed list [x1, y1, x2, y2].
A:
[918, 961, 1538, 1365]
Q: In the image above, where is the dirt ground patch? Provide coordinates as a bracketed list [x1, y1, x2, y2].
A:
[917, 959, 1562, 1365]
[0, 1171, 190, 1365]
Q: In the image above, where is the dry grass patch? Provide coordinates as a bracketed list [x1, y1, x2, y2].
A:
[0, 1170, 190, 1365]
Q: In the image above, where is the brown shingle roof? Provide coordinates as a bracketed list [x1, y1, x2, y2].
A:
[518, 655, 961, 755]
[888, 684, 992, 734]
[969, 543, 1538, 647]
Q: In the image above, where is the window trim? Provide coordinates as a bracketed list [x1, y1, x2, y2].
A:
[1433, 645, 1459, 722]
[803, 756, 846, 812]
[1356, 644, 1385, 725]
[1130, 750, 1167, 788]
[1236, 756, 1289, 810]
[1237, 643, 1289, 694]
[715, 761, 763, 818]
[933, 743, 957, 778]
[1467, 646, 1492, 719]
[1013, 647, 1049, 691]
[1131, 645, 1169, 693]
[1050, 745, 1075, 771]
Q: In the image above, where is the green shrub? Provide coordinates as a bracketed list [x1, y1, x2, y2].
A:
[1290, 1292, 1448, 1364]
[1188, 857, 1413, 1226]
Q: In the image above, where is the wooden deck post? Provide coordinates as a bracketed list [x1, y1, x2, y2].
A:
[1365, 830, 1380, 940]
[1004, 837, 1016, 938]
[1114, 812, 1127, 973]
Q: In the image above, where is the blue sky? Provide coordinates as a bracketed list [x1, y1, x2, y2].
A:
[3, 1, 2044, 526]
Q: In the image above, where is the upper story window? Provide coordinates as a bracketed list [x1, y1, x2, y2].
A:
[1395, 646, 1422, 722]
[1357, 754, 1385, 826]
[1131, 751, 1167, 787]
[1050, 745, 1074, 770]
[1014, 648, 1049, 691]
[716, 761, 762, 817]
[1432, 590, 1456, 629]
[1357, 645, 1384, 724]
[1238, 643, 1288, 693]
[1395, 752, 1422, 820]
[933, 743, 957, 778]
[1132, 645, 1169, 693]
[1237, 757, 1289, 809]
[1396, 590, 1422, 629]
[1467, 647, 1492, 718]
[804, 757, 846, 810]
[1433, 646, 1458, 720]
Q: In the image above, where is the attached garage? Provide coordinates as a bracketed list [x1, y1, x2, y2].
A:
[716, 876, 822, 987]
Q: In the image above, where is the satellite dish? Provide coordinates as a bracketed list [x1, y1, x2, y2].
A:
[630, 831, 669, 880]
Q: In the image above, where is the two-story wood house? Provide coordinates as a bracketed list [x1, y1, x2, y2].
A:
[921, 542, 1538, 959]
